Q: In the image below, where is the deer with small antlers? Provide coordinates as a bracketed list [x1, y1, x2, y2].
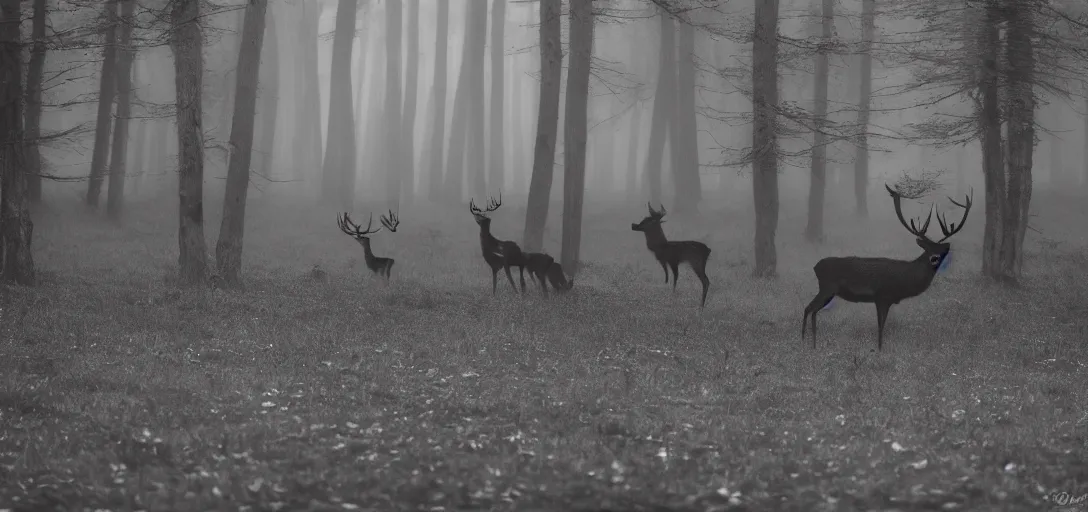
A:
[469, 195, 527, 294]
[802, 184, 973, 351]
[631, 203, 712, 307]
[336, 210, 400, 282]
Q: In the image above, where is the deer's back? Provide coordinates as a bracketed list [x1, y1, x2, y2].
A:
[814, 256, 934, 301]
[654, 240, 711, 263]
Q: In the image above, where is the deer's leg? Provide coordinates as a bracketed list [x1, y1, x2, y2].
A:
[802, 293, 834, 348]
[386, 260, 395, 281]
[518, 266, 526, 294]
[875, 302, 891, 351]
[669, 262, 680, 292]
[503, 265, 519, 292]
[659, 261, 669, 283]
[492, 268, 500, 294]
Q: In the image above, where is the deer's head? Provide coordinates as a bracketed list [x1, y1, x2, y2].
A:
[885, 184, 973, 270]
[469, 195, 503, 230]
[631, 202, 667, 232]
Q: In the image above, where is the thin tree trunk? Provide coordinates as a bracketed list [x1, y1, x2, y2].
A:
[673, 20, 700, 211]
[522, 0, 562, 251]
[510, 53, 526, 194]
[443, 8, 473, 202]
[978, 5, 1005, 279]
[106, 0, 136, 219]
[87, 0, 120, 207]
[171, 0, 208, 285]
[804, 0, 832, 242]
[0, 0, 34, 285]
[488, 0, 506, 193]
[384, 0, 404, 209]
[466, 0, 489, 199]
[644, 10, 675, 207]
[751, 0, 780, 277]
[257, 7, 279, 181]
[560, 0, 592, 274]
[427, 0, 449, 201]
[23, 0, 47, 203]
[322, 0, 359, 211]
[402, 0, 419, 203]
[854, 0, 874, 217]
[216, 0, 267, 285]
[353, 1, 370, 144]
[295, 2, 323, 183]
[1001, 4, 1034, 279]
[1083, 81, 1088, 188]
[626, 100, 642, 199]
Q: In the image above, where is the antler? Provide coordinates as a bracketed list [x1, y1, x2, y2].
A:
[469, 194, 503, 216]
[935, 188, 973, 243]
[337, 212, 383, 238]
[647, 202, 667, 218]
[885, 184, 934, 241]
[380, 210, 399, 232]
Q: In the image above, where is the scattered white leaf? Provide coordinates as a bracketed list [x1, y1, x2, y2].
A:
[248, 478, 264, 492]
[261, 401, 275, 408]
[462, 371, 479, 378]
[910, 459, 928, 469]
[891, 442, 906, 452]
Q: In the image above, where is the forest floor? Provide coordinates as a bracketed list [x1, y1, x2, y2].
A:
[1, 191, 1086, 511]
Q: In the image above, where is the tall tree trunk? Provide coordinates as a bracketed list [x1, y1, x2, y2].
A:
[171, 0, 208, 285]
[854, 0, 874, 217]
[751, 0, 780, 277]
[488, 0, 506, 193]
[295, 2, 323, 184]
[402, 0, 419, 203]
[1001, 4, 1034, 279]
[644, 10, 675, 207]
[510, 53, 526, 194]
[353, 1, 370, 145]
[673, 21, 700, 211]
[427, 0, 449, 201]
[978, 5, 1005, 279]
[87, 1, 119, 207]
[215, 8, 245, 155]
[23, 0, 47, 203]
[216, 0, 267, 286]
[1083, 81, 1088, 188]
[322, 0, 359, 211]
[0, 0, 34, 285]
[106, 0, 136, 219]
[384, 0, 404, 209]
[560, 0, 592, 275]
[626, 100, 642, 199]
[257, 7, 279, 181]
[804, 0, 832, 242]
[522, 0, 562, 251]
[442, 44, 470, 202]
[466, 0, 489, 198]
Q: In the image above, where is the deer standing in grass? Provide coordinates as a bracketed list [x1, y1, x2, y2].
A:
[802, 184, 973, 350]
[336, 211, 400, 282]
[523, 252, 575, 295]
[631, 203, 712, 307]
[469, 195, 527, 294]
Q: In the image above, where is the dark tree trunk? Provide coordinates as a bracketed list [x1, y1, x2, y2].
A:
[854, 0, 874, 217]
[804, 0, 833, 242]
[0, 0, 34, 285]
[171, 0, 209, 285]
[644, 10, 675, 207]
[466, 0, 489, 199]
[509, 52, 526, 194]
[978, 6, 1005, 279]
[216, 0, 267, 286]
[751, 0, 780, 277]
[488, 0, 506, 193]
[106, 0, 136, 219]
[522, 0, 562, 251]
[23, 0, 47, 203]
[402, 0, 419, 203]
[1000, 3, 1034, 279]
[673, 20, 700, 211]
[322, 0, 359, 211]
[257, 8, 279, 182]
[426, 0, 449, 201]
[560, 0, 592, 274]
[87, 0, 119, 207]
[384, 0, 404, 209]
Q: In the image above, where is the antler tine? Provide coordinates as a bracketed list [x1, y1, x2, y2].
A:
[485, 194, 502, 212]
[380, 209, 399, 232]
[337, 212, 359, 236]
[885, 183, 933, 241]
[936, 188, 974, 242]
[658, 203, 667, 217]
[647, 202, 654, 215]
[470, 198, 483, 214]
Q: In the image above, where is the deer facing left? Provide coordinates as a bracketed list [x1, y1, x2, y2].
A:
[336, 210, 400, 282]
[631, 203, 712, 307]
[470, 195, 527, 294]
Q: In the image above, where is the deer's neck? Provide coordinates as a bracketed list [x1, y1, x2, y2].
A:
[906, 252, 940, 294]
[642, 225, 669, 251]
[359, 238, 378, 265]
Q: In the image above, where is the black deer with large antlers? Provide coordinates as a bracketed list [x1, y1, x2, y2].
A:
[337, 210, 400, 282]
[801, 184, 973, 350]
[631, 203, 712, 307]
[469, 195, 527, 294]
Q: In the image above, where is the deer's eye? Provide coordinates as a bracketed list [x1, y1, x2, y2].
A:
[929, 254, 941, 265]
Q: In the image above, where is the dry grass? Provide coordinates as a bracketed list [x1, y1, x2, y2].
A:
[1, 190, 1086, 511]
